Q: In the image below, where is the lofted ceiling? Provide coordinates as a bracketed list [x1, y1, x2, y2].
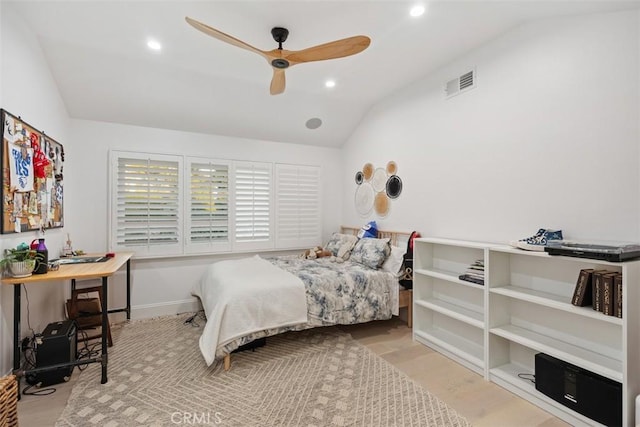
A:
[5, 0, 640, 148]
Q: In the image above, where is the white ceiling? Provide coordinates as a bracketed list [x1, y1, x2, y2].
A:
[6, 0, 640, 147]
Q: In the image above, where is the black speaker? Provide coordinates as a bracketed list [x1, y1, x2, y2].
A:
[27, 320, 77, 387]
[535, 353, 621, 426]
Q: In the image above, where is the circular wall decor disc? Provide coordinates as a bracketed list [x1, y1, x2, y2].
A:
[362, 163, 374, 181]
[355, 183, 374, 216]
[374, 192, 390, 217]
[371, 168, 387, 192]
[386, 161, 398, 175]
[386, 175, 403, 199]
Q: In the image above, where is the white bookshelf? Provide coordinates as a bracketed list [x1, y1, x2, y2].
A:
[413, 238, 488, 375]
[413, 239, 640, 426]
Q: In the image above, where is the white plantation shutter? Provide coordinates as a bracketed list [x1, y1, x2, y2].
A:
[110, 151, 321, 257]
[186, 159, 231, 253]
[234, 161, 273, 251]
[275, 164, 321, 248]
[110, 152, 182, 256]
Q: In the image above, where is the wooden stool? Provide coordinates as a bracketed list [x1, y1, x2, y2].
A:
[66, 286, 113, 347]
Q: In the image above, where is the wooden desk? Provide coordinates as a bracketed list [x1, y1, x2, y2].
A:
[1, 252, 133, 398]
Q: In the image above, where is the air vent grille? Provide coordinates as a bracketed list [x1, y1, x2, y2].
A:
[445, 69, 476, 98]
[459, 71, 474, 90]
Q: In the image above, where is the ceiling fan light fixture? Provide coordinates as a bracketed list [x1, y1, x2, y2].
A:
[147, 39, 162, 51]
[410, 5, 426, 17]
[325, 80, 336, 88]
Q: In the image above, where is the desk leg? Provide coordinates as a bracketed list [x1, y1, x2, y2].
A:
[13, 284, 21, 399]
[126, 259, 131, 320]
[101, 276, 108, 384]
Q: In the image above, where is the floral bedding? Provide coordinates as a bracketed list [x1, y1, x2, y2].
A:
[214, 255, 399, 359]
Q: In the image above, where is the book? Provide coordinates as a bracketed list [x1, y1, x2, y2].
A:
[602, 273, 616, 316]
[458, 259, 485, 285]
[458, 274, 484, 285]
[613, 273, 623, 318]
[592, 270, 610, 312]
[571, 269, 594, 306]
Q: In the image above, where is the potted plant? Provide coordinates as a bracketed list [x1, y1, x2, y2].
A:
[0, 243, 43, 277]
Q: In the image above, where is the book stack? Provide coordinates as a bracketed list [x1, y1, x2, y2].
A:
[458, 259, 484, 285]
[571, 269, 622, 318]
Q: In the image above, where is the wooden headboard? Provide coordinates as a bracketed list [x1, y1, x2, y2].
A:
[340, 226, 412, 247]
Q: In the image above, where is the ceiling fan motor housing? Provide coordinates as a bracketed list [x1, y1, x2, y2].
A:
[270, 27, 290, 68]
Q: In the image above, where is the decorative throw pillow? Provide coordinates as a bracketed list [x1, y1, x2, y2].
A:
[382, 245, 405, 276]
[324, 233, 359, 259]
[350, 237, 391, 270]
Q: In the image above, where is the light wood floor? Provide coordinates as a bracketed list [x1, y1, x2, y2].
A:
[17, 318, 568, 427]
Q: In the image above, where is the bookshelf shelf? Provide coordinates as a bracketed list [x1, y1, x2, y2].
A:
[490, 285, 623, 325]
[413, 237, 640, 426]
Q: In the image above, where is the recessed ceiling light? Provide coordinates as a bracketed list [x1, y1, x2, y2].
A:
[147, 39, 162, 51]
[325, 80, 336, 88]
[410, 5, 426, 17]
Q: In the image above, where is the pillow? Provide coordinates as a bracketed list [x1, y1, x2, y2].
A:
[324, 233, 359, 259]
[382, 245, 405, 276]
[350, 237, 391, 269]
[357, 221, 378, 239]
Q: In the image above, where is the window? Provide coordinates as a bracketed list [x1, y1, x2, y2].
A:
[233, 161, 273, 251]
[186, 158, 231, 253]
[275, 164, 321, 249]
[110, 153, 182, 256]
[110, 151, 320, 257]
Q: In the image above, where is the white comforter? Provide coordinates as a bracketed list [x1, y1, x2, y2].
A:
[192, 255, 308, 366]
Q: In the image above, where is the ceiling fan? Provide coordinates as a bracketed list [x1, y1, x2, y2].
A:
[185, 17, 371, 95]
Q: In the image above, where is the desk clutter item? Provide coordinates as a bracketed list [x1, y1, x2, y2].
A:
[31, 238, 48, 274]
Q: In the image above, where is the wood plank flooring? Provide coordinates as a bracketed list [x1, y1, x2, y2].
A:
[17, 318, 568, 426]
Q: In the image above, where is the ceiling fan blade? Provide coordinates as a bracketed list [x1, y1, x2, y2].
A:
[285, 35, 371, 64]
[185, 17, 267, 59]
[270, 68, 286, 95]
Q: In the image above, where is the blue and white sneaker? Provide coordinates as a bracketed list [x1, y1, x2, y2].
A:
[510, 228, 563, 252]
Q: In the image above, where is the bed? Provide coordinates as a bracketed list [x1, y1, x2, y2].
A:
[192, 226, 412, 370]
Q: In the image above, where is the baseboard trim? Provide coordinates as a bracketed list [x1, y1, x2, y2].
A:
[131, 298, 202, 320]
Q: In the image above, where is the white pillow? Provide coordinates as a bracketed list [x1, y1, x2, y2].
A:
[382, 245, 405, 276]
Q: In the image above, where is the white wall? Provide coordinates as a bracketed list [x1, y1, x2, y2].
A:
[342, 10, 640, 244]
[66, 119, 343, 319]
[0, 4, 71, 374]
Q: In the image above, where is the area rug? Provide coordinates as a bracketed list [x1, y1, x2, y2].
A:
[56, 315, 471, 426]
